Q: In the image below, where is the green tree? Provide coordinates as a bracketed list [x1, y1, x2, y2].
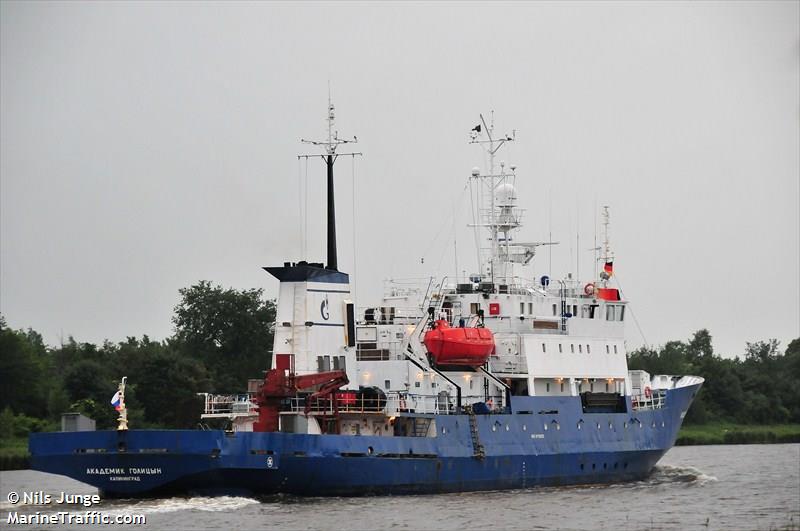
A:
[0, 316, 50, 417]
[172, 281, 275, 392]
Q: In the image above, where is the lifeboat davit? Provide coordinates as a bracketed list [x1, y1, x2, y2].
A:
[423, 320, 495, 368]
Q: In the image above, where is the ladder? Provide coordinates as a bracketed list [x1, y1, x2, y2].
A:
[413, 418, 432, 437]
[468, 409, 485, 460]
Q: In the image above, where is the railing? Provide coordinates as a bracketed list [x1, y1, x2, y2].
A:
[199, 393, 258, 418]
[386, 392, 504, 415]
[287, 395, 387, 415]
[284, 392, 505, 416]
[630, 390, 667, 411]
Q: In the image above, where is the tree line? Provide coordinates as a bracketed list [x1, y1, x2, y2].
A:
[627, 330, 800, 424]
[1, 282, 797, 440]
[0, 281, 275, 435]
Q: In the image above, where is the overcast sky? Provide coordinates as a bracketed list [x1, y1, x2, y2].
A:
[2, 1, 798, 357]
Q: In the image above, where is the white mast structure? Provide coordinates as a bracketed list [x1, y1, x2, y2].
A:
[468, 113, 555, 289]
[598, 205, 614, 286]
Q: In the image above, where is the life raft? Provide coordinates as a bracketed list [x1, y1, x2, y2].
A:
[423, 320, 495, 368]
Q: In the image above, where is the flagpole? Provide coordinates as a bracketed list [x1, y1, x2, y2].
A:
[117, 376, 128, 431]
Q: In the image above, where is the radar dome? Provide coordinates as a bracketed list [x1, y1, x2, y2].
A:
[494, 183, 517, 206]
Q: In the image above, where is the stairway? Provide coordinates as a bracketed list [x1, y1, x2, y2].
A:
[468, 409, 485, 460]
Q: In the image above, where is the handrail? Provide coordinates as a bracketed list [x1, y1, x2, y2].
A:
[630, 390, 666, 411]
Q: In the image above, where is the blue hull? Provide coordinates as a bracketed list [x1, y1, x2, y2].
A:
[29, 384, 700, 497]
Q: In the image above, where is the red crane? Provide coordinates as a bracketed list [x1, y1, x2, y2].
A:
[252, 357, 348, 433]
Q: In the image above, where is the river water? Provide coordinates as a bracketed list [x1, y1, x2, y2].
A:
[1, 444, 797, 530]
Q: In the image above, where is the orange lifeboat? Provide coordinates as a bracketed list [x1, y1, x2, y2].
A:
[423, 320, 495, 368]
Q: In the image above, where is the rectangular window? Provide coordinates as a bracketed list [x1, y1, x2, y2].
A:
[470, 302, 480, 315]
[558, 343, 563, 353]
[469, 379, 474, 390]
[552, 304, 557, 316]
[606, 344, 610, 354]
[546, 382, 550, 392]
[560, 382, 564, 392]
[587, 345, 591, 354]
[542, 343, 547, 353]
[520, 302, 525, 314]
[578, 344, 583, 354]
[528, 303, 533, 314]
[606, 382, 610, 392]
[570, 344, 575, 354]
[385, 380, 391, 389]
[618, 306, 625, 322]
[415, 381, 420, 388]
[606, 305, 615, 321]
[573, 304, 578, 316]
[614, 345, 618, 354]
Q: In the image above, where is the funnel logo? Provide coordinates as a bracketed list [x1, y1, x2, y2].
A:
[320, 296, 330, 320]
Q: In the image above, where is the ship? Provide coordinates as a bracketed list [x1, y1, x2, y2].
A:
[29, 104, 703, 497]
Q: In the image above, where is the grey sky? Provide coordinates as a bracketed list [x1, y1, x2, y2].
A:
[1, 1, 798, 357]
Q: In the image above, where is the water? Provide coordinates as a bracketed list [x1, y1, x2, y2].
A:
[1, 444, 798, 530]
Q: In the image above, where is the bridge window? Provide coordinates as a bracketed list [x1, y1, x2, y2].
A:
[618, 306, 625, 322]
[606, 305, 615, 321]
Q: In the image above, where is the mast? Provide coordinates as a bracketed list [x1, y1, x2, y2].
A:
[599, 205, 614, 286]
[300, 95, 360, 271]
[468, 113, 557, 288]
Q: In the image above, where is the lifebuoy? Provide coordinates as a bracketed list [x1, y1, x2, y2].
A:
[644, 386, 652, 399]
[584, 283, 595, 296]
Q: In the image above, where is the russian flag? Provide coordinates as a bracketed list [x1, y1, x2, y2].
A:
[110, 391, 122, 411]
